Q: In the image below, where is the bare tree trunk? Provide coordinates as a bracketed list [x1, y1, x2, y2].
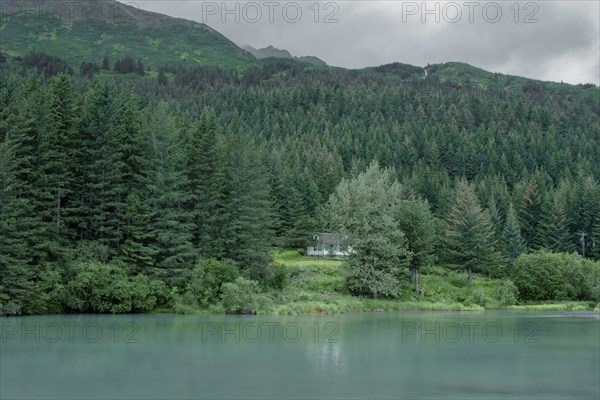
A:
[415, 270, 421, 297]
[468, 267, 472, 287]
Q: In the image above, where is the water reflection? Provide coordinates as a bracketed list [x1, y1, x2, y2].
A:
[307, 341, 344, 373]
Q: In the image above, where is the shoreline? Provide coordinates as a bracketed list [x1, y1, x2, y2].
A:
[4, 302, 598, 317]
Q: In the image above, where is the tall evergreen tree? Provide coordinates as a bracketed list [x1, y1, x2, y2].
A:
[592, 208, 600, 260]
[117, 89, 146, 194]
[571, 174, 599, 257]
[539, 197, 575, 253]
[121, 193, 157, 272]
[184, 108, 228, 258]
[518, 177, 544, 250]
[0, 139, 33, 314]
[146, 103, 195, 285]
[221, 134, 274, 280]
[397, 198, 437, 295]
[502, 203, 526, 265]
[1, 76, 48, 268]
[445, 180, 501, 286]
[102, 55, 110, 71]
[37, 74, 79, 257]
[79, 79, 130, 251]
[158, 68, 167, 86]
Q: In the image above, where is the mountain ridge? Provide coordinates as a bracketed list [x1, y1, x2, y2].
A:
[242, 45, 327, 67]
[0, 0, 597, 90]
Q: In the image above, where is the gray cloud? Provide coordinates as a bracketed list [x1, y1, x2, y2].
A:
[132, 1, 599, 84]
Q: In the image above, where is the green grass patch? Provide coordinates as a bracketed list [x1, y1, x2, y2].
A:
[268, 251, 490, 314]
[505, 302, 597, 311]
[274, 249, 343, 268]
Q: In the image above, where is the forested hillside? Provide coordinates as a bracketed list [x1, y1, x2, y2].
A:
[0, 47, 599, 314]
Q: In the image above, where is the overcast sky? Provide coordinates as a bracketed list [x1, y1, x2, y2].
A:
[130, 1, 599, 85]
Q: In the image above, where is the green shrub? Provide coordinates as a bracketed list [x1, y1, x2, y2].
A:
[220, 277, 272, 314]
[23, 265, 64, 314]
[465, 287, 488, 307]
[344, 258, 404, 298]
[494, 280, 518, 306]
[187, 259, 240, 307]
[512, 252, 598, 302]
[0, 297, 21, 316]
[267, 263, 289, 290]
[130, 274, 169, 313]
[169, 287, 198, 314]
[61, 262, 165, 313]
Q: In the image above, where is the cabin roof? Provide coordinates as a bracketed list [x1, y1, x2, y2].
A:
[313, 233, 344, 245]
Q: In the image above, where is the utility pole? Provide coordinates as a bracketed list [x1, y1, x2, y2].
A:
[577, 232, 587, 258]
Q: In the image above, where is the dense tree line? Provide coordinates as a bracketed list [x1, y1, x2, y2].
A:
[134, 60, 600, 256]
[20, 52, 74, 77]
[0, 53, 599, 313]
[113, 57, 145, 75]
[0, 63, 274, 313]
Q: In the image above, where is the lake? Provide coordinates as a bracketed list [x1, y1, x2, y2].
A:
[1, 311, 598, 399]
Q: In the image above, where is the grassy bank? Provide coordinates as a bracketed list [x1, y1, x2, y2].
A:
[266, 250, 598, 315]
[505, 303, 598, 311]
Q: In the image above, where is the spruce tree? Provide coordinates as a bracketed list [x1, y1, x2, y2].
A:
[518, 177, 544, 250]
[571, 175, 599, 257]
[102, 55, 110, 71]
[79, 79, 129, 251]
[117, 90, 146, 194]
[397, 198, 437, 295]
[539, 197, 575, 253]
[1, 76, 49, 267]
[221, 134, 274, 281]
[592, 208, 600, 260]
[121, 193, 157, 272]
[184, 108, 227, 258]
[445, 180, 501, 286]
[502, 203, 526, 265]
[146, 103, 195, 285]
[38, 74, 79, 250]
[0, 139, 33, 314]
[158, 68, 167, 86]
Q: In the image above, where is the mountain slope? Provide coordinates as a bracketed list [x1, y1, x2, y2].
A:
[0, 0, 258, 70]
[1, 0, 596, 93]
[360, 62, 426, 80]
[243, 45, 327, 66]
[425, 62, 598, 91]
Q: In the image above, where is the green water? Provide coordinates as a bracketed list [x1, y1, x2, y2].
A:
[1, 311, 598, 399]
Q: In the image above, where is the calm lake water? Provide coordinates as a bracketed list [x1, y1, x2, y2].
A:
[1, 311, 598, 399]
